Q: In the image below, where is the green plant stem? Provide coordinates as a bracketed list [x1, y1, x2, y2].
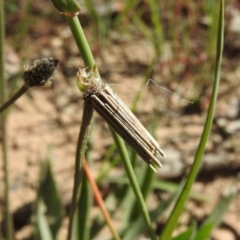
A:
[66, 16, 97, 72]
[67, 101, 94, 240]
[55, 9, 156, 239]
[110, 128, 156, 240]
[0, 85, 28, 114]
[0, 0, 14, 239]
[160, 1, 224, 239]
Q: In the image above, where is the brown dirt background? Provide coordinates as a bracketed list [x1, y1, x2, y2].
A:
[1, 1, 240, 240]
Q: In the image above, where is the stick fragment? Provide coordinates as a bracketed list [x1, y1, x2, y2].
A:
[77, 67, 164, 170]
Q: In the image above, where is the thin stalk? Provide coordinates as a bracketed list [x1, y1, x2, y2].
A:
[84, 160, 121, 240]
[0, 85, 28, 114]
[121, 120, 157, 229]
[67, 15, 156, 240]
[66, 16, 97, 72]
[0, 0, 14, 238]
[110, 128, 156, 240]
[1, 57, 59, 114]
[59, 15, 98, 240]
[160, 1, 224, 239]
[50, 3, 157, 238]
[131, 56, 157, 113]
[67, 101, 94, 240]
[148, 0, 163, 54]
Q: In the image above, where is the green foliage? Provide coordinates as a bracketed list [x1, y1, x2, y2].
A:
[32, 157, 64, 240]
[160, 1, 225, 239]
[76, 175, 92, 240]
[194, 190, 236, 240]
[171, 223, 197, 240]
[0, 0, 14, 239]
[1, 1, 237, 240]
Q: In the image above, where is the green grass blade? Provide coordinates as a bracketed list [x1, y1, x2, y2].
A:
[35, 201, 55, 240]
[153, 181, 208, 203]
[105, 175, 209, 203]
[83, 0, 111, 43]
[0, 0, 14, 239]
[126, 62, 158, 222]
[124, 120, 158, 225]
[193, 221, 215, 240]
[171, 223, 197, 240]
[39, 160, 64, 237]
[203, 0, 220, 58]
[110, 128, 157, 240]
[194, 189, 236, 240]
[77, 175, 91, 240]
[122, 192, 177, 240]
[84, 0, 100, 22]
[139, 119, 159, 198]
[97, 144, 121, 183]
[131, 57, 157, 113]
[120, 181, 136, 227]
[132, 13, 154, 44]
[113, 0, 139, 28]
[148, 0, 163, 53]
[160, 1, 224, 239]
[32, 157, 64, 239]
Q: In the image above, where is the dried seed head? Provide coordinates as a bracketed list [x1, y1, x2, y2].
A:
[23, 58, 59, 88]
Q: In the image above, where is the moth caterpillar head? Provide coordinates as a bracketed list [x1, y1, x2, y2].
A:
[76, 66, 101, 92]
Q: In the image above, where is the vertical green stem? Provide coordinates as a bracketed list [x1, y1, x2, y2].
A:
[0, 0, 14, 239]
[160, 1, 224, 239]
[50, 3, 157, 238]
[110, 128, 157, 240]
[66, 16, 98, 73]
[65, 14, 156, 239]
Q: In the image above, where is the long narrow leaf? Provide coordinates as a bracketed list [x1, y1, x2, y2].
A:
[77, 175, 91, 240]
[160, 1, 225, 239]
[0, 0, 14, 238]
[171, 222, 197, 240]
[36, 201, 54, 240]
[110, 128, 157, 240]
[122, 192, 177, 240]
[32, 158, 64, 239]
[194, 190, 236, 240]
[193, 221, 215, 240]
